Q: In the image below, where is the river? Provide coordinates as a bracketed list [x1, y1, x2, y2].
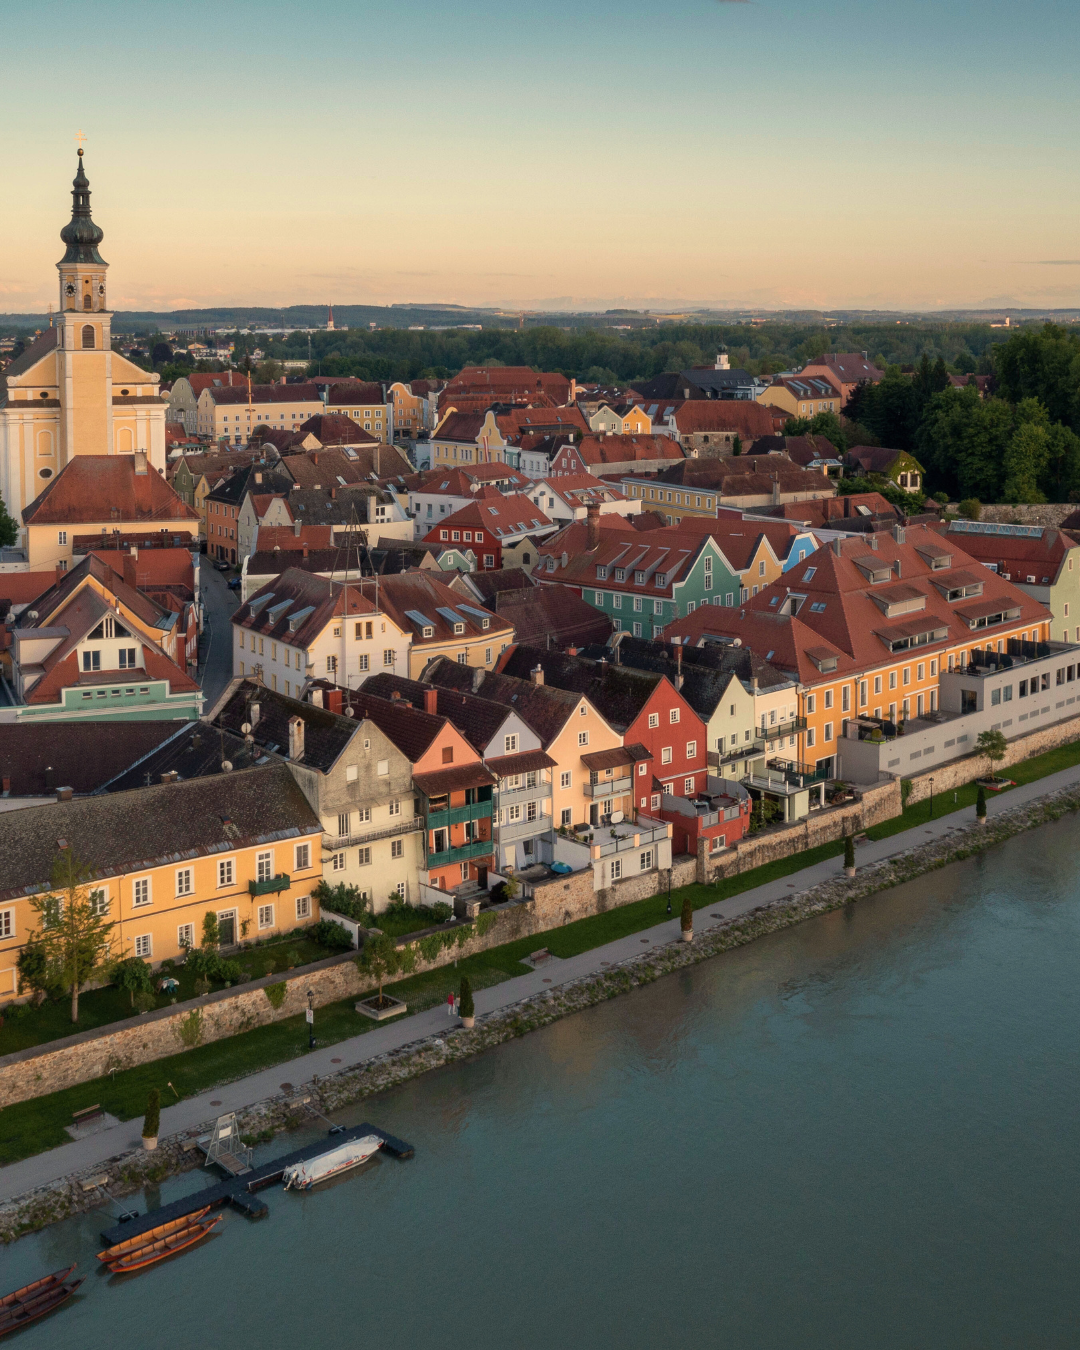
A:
[5, 817, 1079, 1349]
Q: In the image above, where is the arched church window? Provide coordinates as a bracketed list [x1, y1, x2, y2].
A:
[81, 325, 95, 349]
[83, 293, 92, 311]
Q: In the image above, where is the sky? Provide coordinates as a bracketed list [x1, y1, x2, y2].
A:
[1, 0, 1078, 315]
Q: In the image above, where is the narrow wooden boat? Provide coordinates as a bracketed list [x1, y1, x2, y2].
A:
[96, 1207, 211, 1263]
[283, 1134, 383, 1190]
[107, 1216, 222, 1274]
[0, 1265, 84, 1337]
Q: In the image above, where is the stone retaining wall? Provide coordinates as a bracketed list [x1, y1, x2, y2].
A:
[977, 504, 1078, 528]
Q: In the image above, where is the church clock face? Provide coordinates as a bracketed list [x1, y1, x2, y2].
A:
[98, 284, 105, 295]
[65, 283, 75, 296]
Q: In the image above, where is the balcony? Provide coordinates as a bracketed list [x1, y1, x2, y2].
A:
[583, 775, 633, 798]
[323, 818, 424, 851]
[765, 758, 832, 786]
[427, 800, 493, 830]
[709, 740, 765, 767]
[427, 838, 494, 869]
[758, 716, 807, 741]
[248, 873, 291, 896]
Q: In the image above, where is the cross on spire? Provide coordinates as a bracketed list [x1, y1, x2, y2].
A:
[75, 130, 86, 152]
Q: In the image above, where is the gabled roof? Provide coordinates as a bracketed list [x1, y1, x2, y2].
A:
[493, 587, 615, 649]
[451, 567, 535, 605]
[0, 763, 320, 902]
[938, 521, 1080, 584]
[200, 382, 321, 405]
[494, 406, 589, 439]
[184, 371, 249, 396]
[498, 644, 687, 733]
[846, 445, 923, 475]
[768, 373, 842, 400]
[233, 567, 376, 647]
[23, 457, 199, 526]
[0, 721, 182, 797]
[293, 414, 379, 448]
[423, 494, 555, 542]
[422, 658, 583, 747]
[325, 381, 386, 405]
[562, 434, 684, 467]
[2, 327, 59, 383]
[669, 401, 777, 437]
[212, 678, 367, 772]
[399, 465, 531, 496]
[280, 446, 371, 489]
[802, 353, 884, 384]
[374, 571, 513, 646]
[206, 461, 293, 507]
[664, 526, 1049, 683]
[255, 525, 335, 552]
[432, 412, 487, 443]
[536, 526, 706, 599]
[362, 673, 511, 753]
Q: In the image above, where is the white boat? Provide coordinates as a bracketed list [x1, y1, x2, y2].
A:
[282, 1135, 383, 1190]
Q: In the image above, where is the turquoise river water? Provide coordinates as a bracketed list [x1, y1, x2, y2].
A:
[3, 817, 1079, 1349]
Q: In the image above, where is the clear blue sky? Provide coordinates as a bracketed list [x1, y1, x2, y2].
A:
[1, 0, 1077, 312]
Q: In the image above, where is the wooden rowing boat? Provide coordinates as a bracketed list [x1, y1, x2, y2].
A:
[106, 1216, 222, 1273]
[0, 1265, 84, 1337]
[97, 1207, 211, 1262]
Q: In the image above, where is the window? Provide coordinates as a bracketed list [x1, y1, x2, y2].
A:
[578, 730, 589, 746]
[384, 649, 394, 666]
[611, 859, 623, 880]
[391, 838, 404, 858]
[457, 652, 468, 665]
[684, 777, 694, 794]
[58, 530, 68, 546]
[594, 590, 604, 605]
[82, 650, 101, 672]
[560, 771, 571, 789]
[661, 747, 672, 764]
[358, 847, 372, 866]
[258, 904, 275, 930]
[296, 893, 312, 920]
[256, 850, 273, 881]
[686, 740, 697, 759]
[504, 733, 519, 754]
[134, 934, 152, 959]
[119, 648, 137, 669]
[218, 859, 234, 887]
[903, 667, 911, 685]
[442, 745, 454, 763]
[326, 655, 337, 674]
[639, 849, 654, 871]
[889, 671, 897, 690]
[176, 867, 193, 897]
[824, 690, 833, 709]
[295, 842, 311, 870]
[81, 324, 95, 349]
[874, 675, 882, 695]
[389, 800, 401, 817]
[806, 695, 816, 714]
[331, 851, 346, 872]
[560, 808, 572, 826]
[670, 708, 680, 724]
[758, 560, 766, 577]
[90, 888, 109, 916]
[507, 804, 522, 823]
[133, 877, 151, 907]
[178, 922, 195, 950]
[824, 722, 833, 742]
[917, 663, 925, 682]
[806, 727, 816, 747]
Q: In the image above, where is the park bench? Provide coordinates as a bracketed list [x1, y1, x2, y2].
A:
[72, 1104, 104, 1130]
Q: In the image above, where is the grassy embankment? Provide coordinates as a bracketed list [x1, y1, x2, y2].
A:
[3, 737, 1079, 1167]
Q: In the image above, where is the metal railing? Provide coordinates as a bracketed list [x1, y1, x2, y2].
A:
[758, 716, 807, 740]
[427, 801, 493, 830]
[322, 818, 423, 851]
[427, 838, 494, 869]
[584, 775, 633, 798]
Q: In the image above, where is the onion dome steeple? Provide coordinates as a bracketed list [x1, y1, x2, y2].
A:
[59, 150, 106, 265]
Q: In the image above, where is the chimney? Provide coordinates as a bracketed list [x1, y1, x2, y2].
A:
[330, 487, 337, 499]
[675, 643, 683, 691]
[249, 701, 260, 726]
[55, 562, 66, 585]
[56, 786, 73, 802]
[391, 690, 402, 700]
[586, 502, 601, 549]
[870, 533, 879, 550]
[133, 450, 148, 475]
[123, 553, 137, 590]
[294, 519, 302, 536]
[313, 453, 319, 466]
[287, 715, 305, 761]
[129, 544, 139, 561]
[832, 537, 842, 557]
[772, 480, 780, 505]
[424, 688, 438, 714]
[302, 544, 309, 559]
[327, 688, 343, 715]
[310, 688, 324, 708]
[530, 664, 544, 686]
[561, 552, 568, 570]
[1, 776, 9, 795]
[160, 770, 180, 785]
[255, 471, 262, 485]
[892, 524, 906, 545]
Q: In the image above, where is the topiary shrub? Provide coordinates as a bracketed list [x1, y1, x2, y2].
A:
[142, 1088, 160, 1139]
[680, 897, 693, 932]
[459, 976, 474, 1019]
[976, 786, 987, 819]
[844, 833, 855, 870]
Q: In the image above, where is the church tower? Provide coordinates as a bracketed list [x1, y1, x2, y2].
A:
[56, 149, 113, 459]
[0, 150, 166, 526]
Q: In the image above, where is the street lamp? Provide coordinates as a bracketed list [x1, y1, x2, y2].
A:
[306, 989, 315, 1050]
[666, 870, 672, 916]
[929, 776, 934, 820]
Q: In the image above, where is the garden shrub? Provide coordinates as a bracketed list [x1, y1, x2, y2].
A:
[142, 1088, 160, 1139]
[309, 919, 354, 950]
[264, 982, 288, 1010]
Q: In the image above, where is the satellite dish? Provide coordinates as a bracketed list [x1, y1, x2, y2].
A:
[221, 760, 234, 772]
[241, 722, 252, 734]
[345, 707, 354, 717]
[610, 810, 624, 824]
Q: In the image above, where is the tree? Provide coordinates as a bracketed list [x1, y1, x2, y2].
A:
[917, 387, 1013, 501]
[113, 956, 155, 1008]
[0, 494, 18, 548]
[680, 897, 693, 933]
[731, 433, 742, 457]
[976, 785, 987, 820]
[151, 341, 173, 367]
[16, 939, 56, 1005]
[357, 932, 401, 1004]
[26, 851, 118, 1023]
[1001, 421, 1050, 503]
[459, 976, 474, 1019]
[142, 1088, 160, 1141]
[844, 833, 856, 871]
[993, 323, 1080, 427]
[201, 912, 220, 951]
[976, 729, 1007, 782]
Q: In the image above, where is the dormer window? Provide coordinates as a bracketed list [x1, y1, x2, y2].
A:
[614, 568, 626, 582]
[453, 622, 465, 635]
[422, 625, 434, 638]
[655, 573, 667, 587]
[634, 570, 646, 585]
[596, 566, 608, 580]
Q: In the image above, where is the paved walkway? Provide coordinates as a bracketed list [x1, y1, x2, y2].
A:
[4, 761, 1078, 1204]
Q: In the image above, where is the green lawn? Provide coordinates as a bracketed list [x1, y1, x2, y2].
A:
[0, 933, 344, 1058]
[5, 733, 1079, 1169]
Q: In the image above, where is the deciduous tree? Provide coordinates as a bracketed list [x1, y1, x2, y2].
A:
[26, 851, 118, 1023]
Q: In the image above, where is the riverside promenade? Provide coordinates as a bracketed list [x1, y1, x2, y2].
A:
[3, 764, 1077, 1206]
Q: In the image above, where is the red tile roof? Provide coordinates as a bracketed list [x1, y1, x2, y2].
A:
[22, 457, 200, 526]
[422, 494, 554, 542]
[255, 525, 335, 551]
[670, 401, 778, 437]
[294, 414, 378, 447]
[566, 434, 685, 467]
[202, 382, 321, 405]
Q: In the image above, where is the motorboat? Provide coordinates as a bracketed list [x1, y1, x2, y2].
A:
[283, 1135, 383, 1190]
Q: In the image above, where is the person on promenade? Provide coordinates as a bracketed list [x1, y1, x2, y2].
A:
[447, 990, 455, 1018]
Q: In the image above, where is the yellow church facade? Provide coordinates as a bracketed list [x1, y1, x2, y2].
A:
[0, 152, 167, 530]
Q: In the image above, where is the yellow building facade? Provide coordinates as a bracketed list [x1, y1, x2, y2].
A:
[0, 151, 167, 528]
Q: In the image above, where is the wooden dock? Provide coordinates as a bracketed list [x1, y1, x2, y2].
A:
[99, 1123, 414, 1245]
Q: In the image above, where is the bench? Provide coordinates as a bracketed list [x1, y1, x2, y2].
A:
[528, 948, 550, 966]
[72, 1104, 104, 1129]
